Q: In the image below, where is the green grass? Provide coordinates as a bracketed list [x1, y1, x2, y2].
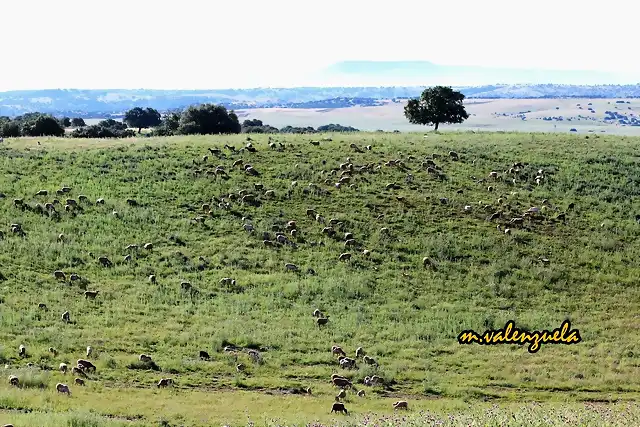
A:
[0, 131, 640, 426]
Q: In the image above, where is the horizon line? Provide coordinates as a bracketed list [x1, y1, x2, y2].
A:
[3, 82, 640, 93]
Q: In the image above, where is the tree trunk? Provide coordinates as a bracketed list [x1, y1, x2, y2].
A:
[434, 122, 439, 131]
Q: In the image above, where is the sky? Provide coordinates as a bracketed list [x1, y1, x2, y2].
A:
[1, 0, 639, 90]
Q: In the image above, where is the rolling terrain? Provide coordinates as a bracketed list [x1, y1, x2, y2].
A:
[0, 132, 639, 426]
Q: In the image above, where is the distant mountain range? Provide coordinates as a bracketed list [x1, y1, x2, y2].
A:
[2, 84, 640, 118]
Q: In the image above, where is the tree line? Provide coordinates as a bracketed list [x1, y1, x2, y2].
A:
[1, 85, 470, 137]
[0, 104, 360, 138]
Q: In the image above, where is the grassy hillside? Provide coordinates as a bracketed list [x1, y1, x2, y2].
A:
[0, 132, 639, 426]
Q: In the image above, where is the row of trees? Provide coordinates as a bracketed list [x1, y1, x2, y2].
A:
[1, 86, 468, 138]
[0, 114, 87, 137]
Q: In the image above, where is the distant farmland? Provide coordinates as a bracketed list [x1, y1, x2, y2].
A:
[84, 98, 640, 135]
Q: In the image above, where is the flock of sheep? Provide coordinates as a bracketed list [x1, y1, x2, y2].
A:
[2, 134, 567, 420]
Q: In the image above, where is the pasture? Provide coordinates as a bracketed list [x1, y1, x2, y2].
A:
[0, 132, 640, 426]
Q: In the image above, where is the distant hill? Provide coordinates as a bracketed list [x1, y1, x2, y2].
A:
[320, 61, 640, 87]
[2, 84, 640, 118]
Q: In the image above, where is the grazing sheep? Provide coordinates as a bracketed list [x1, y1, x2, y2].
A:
[59, 362, 69, 374]
[339, 357, 356, 369]
[84, 290, 99, 299]
[38, 303, 48, 310]
[362, 249, 371, 257]
[18, 344, 26, 357]
[338, 253, 352, 262]
[78, 195, 88, 203]
[316, 317, 329, 326]
[422, 257, 434, 269]
[62, 311, 70, 322]
[322, 227, 335, 236]
[332, 346, 346, 357]
[9, 375, 19, 386]
[313, 309, 324, 318]
[57, 233, 65, 243]
[126, 199, 138, 206]
[54, 270, 66, 281]
[49, 347, 58, 356]
[124, 255, 132, 262]
[355, 347, 365, 358]
[331, 402, 348, 415]
[393, 400, 409, 410]
[98, 256, 113, 267]
[344, 239, 356, 247]
[331, 374, 348, 382]
[74, 378, 85, 386]
[337, 389, 347, 399]
[363, 355, 378, 367]
[96, 198, 105, 204]
[139, 354, 152, 363]
[157, 378, 173, 388]
[449, 151, 459, 159]
[35, 190, 48, 196]
[199, 350, 210, 360]
[77, 359, 96, 373]
[370, 375, 384, 385]
[285, 263, 299, 271]
[56, 383, 71, 395]
[149, 275, 157, 284]
[143, 243, 153, 250]
[247, 349, 261, 363]
[86, 346, 92, 357]
[236, 363, 245, 372]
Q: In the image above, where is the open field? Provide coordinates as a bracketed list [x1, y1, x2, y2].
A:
[234, 98, 640, 135]
[0, 132, 640, 426]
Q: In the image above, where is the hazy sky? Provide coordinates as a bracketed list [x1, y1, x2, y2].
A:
[1, 0, 638, 90]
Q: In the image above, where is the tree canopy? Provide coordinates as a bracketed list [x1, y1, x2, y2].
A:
[71, 118, 86, 127]
[124, 107, 162, 133]
[404, 86, 469, 131]
[177, 104, 241, 135]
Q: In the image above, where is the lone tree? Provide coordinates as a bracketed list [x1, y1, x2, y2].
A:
[124, 107, 162, 133]
[404, 86, 469, 131]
